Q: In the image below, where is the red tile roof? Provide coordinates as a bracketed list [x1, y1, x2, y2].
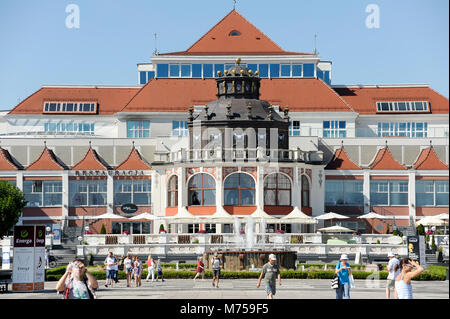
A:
[120, 78, 354, 113]
[0, 147, 22, 170]
[369, 146, 406, 170]
[72, 146, 111, 170]
[325, 147, 362, 170]
[413, 147, 449, 170]
[159, 10, 312, 56]
[333, 86, 449, 115]
[26, 147, 67, 171]
[115, 146, 152, 170]
[8, 87, 140, 115]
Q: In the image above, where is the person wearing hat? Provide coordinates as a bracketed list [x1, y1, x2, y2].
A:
[335, 254, 352, 299]
[257, 254, 281, 299]
[386, 252, 400, 299]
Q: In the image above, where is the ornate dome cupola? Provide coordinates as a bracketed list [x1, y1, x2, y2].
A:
[216, 58, 261, 99]
[188, 58, 290, 154]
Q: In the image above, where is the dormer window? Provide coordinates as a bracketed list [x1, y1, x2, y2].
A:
[43, 101, 97, 114]
[229, 30, 241, 36]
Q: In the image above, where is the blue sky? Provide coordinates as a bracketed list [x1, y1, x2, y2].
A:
[0, 0, 448, 110]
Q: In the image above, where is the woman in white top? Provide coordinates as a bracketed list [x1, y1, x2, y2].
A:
[386, 252, 400, 299]
[124, 253, 133, 287]
[395, 258, 424, 299]
[146, 255, 155, 282]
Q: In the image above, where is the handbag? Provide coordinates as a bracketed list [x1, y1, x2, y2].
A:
[349, 274, 355, 289]
[331, 275, 339, 289]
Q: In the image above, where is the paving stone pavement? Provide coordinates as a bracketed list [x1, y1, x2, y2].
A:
[1, 279, 448, 299]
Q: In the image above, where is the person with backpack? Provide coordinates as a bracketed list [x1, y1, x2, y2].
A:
[335, 254, 352, 299]
[211, 252, 222, 289]
[156, 259, 164, 282]
[146, 255, 155, 282]
[56, 258, 98, 299]
[386, 252, 400, 299]
[395, 258, 424, 299]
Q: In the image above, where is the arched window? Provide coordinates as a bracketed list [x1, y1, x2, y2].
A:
[224, 173, 255, 205]
[301, 175, 310, 208]
[188, 173, 216, 206]
[167, 175, 178, 207]
[264, 173, 291, 206]
[229, 30, 241, 36]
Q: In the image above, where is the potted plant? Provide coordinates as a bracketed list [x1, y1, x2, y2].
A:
[197, 230, 207, 234]
[100, 224, 107, 234]
[275, 229, 285, 234]
[88, 252, 95, 266]
[123, 230, 130, 236]
[431, 235, 437, 252]
[437, 246, 444, 263]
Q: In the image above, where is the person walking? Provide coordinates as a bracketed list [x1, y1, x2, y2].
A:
[44, 248, 50, 269]
[124, 253, 133, 287]
[386, 252, 400, 299]
[112, 253, 119, 284]
[193, 256, 205, 281]
[211, 253, 222, 288]
[156, 259, 164, 282]
[256, 254, 281, 299]
[146, 255, 155, 282]
[395, 258, 424, 299]
[104, 252, 117, 288]
[134, 256, 143, 287]
[56, 258, 98, 299]
[335, 254, 352, 299]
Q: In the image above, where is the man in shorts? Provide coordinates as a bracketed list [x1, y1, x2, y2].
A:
[104, 252, 117, 288]
[257, 254, 281, 299]
[386, 252, 400, 299]
[211, 253, 222, 288]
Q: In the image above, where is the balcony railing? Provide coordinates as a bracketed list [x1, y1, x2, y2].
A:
[168, 148, 324, 163]
[290, 127, 449, 138]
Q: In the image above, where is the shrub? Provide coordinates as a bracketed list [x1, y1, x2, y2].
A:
[431, 235, 437, 251]
[385, 224, 390, 234]
[416, 224, 425, 236]
[100, 224, 106, 234]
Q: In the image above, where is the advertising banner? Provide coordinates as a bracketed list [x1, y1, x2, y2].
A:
[34, 226, 46, 291]
[12, 226, 35, 291]
[407, 235, 426, 266]
[12, 225, 47, 292]
[52, 223, 61, 245]
[2, 246, 11, 270]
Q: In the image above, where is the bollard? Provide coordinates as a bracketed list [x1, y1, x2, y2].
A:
[301, 265, 305, 271]
[176, 261, 179, 271]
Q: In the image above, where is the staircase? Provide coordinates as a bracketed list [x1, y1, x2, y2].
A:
[50, 226, 83, 266]
[425, 253, 438, 265]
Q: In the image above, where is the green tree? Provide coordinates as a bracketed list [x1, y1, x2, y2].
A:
[416, 224, 425, 236]
[431, 235, 437, 251]
[159, 224, 165, 232]
[0, 181, 27, 239]
[385, 224, 390, 234]
[100, 223, 106, 234]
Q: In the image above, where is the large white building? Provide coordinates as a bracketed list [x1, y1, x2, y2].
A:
[0, 10, 448, 236]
